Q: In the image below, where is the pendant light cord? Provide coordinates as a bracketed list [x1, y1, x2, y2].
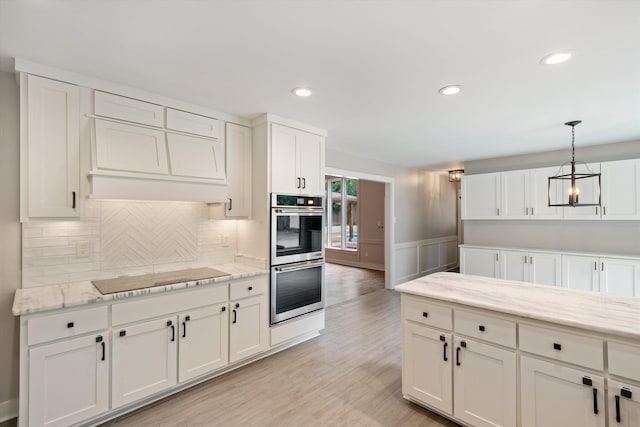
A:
[571, 124, 576, 165]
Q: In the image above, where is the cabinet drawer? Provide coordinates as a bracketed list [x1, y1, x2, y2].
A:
[454, 309, 516, 348]
[28, 306, 108, 346]
[403, 296, 452, 330]
[95, 91, 164, 127]
[112, 284, 228, 326]
[519, 323, 604, 370]
[166, 108, 220, 138]
[608, 340, 640, 382]
[230, 277, 267, 301]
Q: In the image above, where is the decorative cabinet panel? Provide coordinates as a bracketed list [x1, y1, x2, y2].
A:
[111, 317, 178, 408]
[22, 74, 80, 220]
[461, 173, 501, 219]
[520, 356, 605, 427]
[94, 91, 164, 127]
[601, 159, 640, 220]
[229, 294, 268, 363]
[271, 123, 324, 196]
[402, 323, 452, 414]
[28, 333, 108, 427]
[166, 133, 225, 180]
[166, 108, 220, 139]
[225, 123, 252, 217]
[460, 247, 499, 278]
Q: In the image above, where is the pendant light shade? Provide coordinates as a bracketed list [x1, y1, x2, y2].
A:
[548, 121, 601, 207]
[449, 169, 464, 182]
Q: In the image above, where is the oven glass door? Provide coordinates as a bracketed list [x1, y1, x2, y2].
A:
[271, 209, 324, 265]
[271, 261, 324, 324]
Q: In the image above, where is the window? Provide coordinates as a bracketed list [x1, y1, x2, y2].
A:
[325, 176, 358, 251]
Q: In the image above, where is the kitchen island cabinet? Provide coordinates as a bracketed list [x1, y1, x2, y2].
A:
[397, 272, 640, 427]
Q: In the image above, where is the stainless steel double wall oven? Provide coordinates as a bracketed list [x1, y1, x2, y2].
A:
[270, 194, 325, 324]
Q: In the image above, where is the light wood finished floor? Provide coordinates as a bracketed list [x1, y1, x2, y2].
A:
[104, 289, 457, 427]
[325, 263, 385, 307]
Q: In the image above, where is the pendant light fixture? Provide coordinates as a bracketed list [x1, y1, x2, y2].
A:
[448, 169, 464, 182]
[548, 120, 601, 207]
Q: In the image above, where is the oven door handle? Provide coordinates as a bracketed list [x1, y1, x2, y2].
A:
[274, 208, 325, 215]
[275, 260, 324, 272]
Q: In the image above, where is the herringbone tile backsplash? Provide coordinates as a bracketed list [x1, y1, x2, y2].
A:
[22, 200, 237, 288]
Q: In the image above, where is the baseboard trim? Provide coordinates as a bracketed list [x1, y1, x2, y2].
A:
[0, 398, 18, 422]
[325, 258, 384, 271]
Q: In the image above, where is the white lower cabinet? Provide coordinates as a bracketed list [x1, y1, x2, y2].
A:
[453, 337, 516, 427]
[111, 317, 178, 408]
[608, 380, 640, 427]
[402, 322, 452, 413]
[28, 333, 108, 427]
[520, 355, 605, 427]
[229, 294, 268, 363]
[460, 247, 499, 278]
[178, 303, 229, 382]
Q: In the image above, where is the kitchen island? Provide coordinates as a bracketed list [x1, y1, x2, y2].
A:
[396, 272, 640, 427]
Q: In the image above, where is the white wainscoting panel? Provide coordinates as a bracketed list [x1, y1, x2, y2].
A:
[394, 236, 458, 285]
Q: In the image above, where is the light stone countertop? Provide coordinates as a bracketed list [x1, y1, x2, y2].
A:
[13, 262, 268, 316]
[396, 272, 640, 340]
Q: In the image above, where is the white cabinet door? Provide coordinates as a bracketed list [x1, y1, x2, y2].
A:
[297, 131, 324, 195]
[501, 170, 529, 219]
[178, 304, 229, 383]
[500, 250, 528, 282]
[530, 166, 563, 219]
[461, 173, 501, 219]
[94, 119, 168, 175]
[229, 295, 268, 364]
[529, 252, 562, 286]
[460, 247, 499, 278]
[608, 380, 640, 427]
[29, 333, 108, 427]
[453, 337, 516, 427]
[271, 124, 300, 194]
[563, 163, 602, 220]
[402, 323, 452, 414]
[25, 74, 80, 219]
[562, 255, 599, 292]
[601, 159, 640, 220]
[112, 317, 177, 408]
[166, 133, 225, 180]
[166, 108, 220, 139]
[600, 257, 640, 297]
[94, 91, 164, 127]
[520, 356, 605, 427]
[225, 123, 252, 217]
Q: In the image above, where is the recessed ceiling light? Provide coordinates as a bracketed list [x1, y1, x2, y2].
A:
[439, 85, 462, 96]
[541, 51, 572, 65]
[293, 87, 312, 97]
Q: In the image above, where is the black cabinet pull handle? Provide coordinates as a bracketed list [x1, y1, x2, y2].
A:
[302, 177, 306, 188]
[615, 395, 621, 423]
[119, 330, 126, 337]
[232, 309, 237, 324]
[456, 347, 461, 366]
[182, 322, 187, 338]
[228, 198, 233, 211]
[479, 325, 485, 332]
[422, 312, 428, 318]
[67, 322, 74, 328]
[553, 343, 562, 351]
[443, 342, 448, 362]
[297, 177, 301, 188]
[170, 324, 175, 342]
[221, 306, 226, 312]
[95, 336, 105, 361]
[236, 303, 240, 308]
[248, 286, 253, 291]
[592, 388, 599, 415]
[72, 191, 76, 209]
[621, 388, 633, 399]
[101, 342, 105, 361]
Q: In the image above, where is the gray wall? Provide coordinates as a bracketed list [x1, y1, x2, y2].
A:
[0, 71, 21, 406]
[463, 140, 640, 256]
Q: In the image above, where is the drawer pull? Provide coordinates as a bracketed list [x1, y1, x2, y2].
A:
[422, 312, 429, 318]
[621, 387, 633, 399]
[119, 330, 126, 337]
[615, 395, 621, 423]
[461, 341, 467, 348]
[67, 322, 74, 328]
[479, 325, 485, 332]
[443, 342, 448, 362]
[592, 388, 599, 415]
[553, 343, 562, 351]
[248, 286, 253, 291]
[221, 306, 226, 312]
[582, 376, 593, 387]
[439, 335, 446, 342]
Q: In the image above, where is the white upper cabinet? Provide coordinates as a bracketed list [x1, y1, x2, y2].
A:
[94, 91, 164, 127]
[271, 123, 325, 195]
[461, 173, 501, 219]
[225, 123, 252, 217]
[501, 170, 530, 219]
[94, 119, 168, 175]
[530, 166, 563, 219]
[601, 159, 640, 220]
[562, 163, 602, 220]
[501, 168, 563, 219]
[166, 108, 220, 139]
[23, 74, 80, 220]
[166, 133, 225, 180]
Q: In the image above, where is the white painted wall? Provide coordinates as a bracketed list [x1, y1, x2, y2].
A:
[0, 71, 21, 417]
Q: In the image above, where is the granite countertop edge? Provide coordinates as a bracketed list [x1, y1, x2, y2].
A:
[13, 263, 268, 316]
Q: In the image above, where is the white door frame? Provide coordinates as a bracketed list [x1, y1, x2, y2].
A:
[325, 167, 395, 289]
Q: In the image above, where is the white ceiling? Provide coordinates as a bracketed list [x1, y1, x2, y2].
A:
[1, 0, 639, 169]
